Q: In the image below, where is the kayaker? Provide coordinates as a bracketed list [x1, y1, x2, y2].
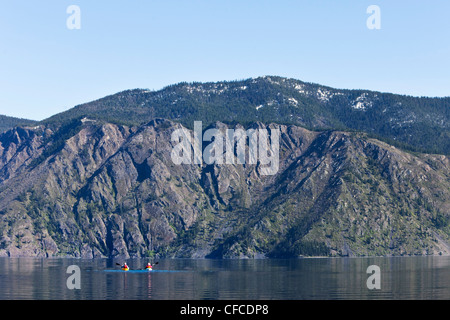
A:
[145, 262, 152, 271]
[122, 262, 129, 271]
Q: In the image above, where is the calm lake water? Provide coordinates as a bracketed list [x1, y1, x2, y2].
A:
[0, 256, 448, 300]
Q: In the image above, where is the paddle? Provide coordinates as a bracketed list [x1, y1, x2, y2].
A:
[116, 262, 129, 270]
[143, 261, 159, 270]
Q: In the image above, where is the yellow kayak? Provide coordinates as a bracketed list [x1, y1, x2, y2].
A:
[116, 262, 130, 271]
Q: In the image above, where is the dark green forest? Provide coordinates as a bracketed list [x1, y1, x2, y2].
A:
[0, 115, 37, 133]
[3, 76, 449, 155]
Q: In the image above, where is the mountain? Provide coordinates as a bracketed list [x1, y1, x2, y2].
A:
[0, 118, 448, 258]
[43, 76, 450, 155]
[0, 114, 37, 133]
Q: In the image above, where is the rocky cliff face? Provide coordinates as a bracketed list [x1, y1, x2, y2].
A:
[0, 119, 448, 258]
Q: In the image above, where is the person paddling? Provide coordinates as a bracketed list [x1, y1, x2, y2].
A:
[145, 262, 152, 271]
[121, 262, 129, 271]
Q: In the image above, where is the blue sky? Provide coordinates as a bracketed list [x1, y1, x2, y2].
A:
[1, 1, 449, 120]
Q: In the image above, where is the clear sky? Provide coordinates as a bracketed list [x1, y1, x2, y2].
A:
[1, 1, 449, 120]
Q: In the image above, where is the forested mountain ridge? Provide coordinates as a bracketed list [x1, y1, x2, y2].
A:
[0, 114, 37, 133]
[43, 76, 450, 155]
[0, 76, 448, 258]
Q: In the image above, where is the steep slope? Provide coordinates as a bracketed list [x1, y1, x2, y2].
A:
[42, 76, 450, 155]
[0, 119, 448, 258]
